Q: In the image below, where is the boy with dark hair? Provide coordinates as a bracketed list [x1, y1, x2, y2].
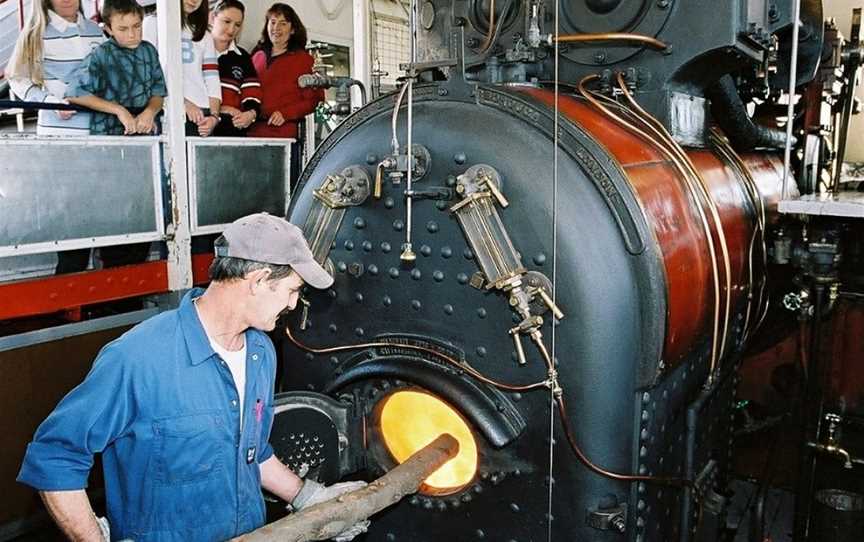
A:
[64, 0, 166, 135]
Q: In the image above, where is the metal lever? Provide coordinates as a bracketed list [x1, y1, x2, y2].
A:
[374, 163, 384, 199]
[481, 173, 509, 208]
[299, 297, 311, 330]
[509, 327, 528, 365]
[536, 287, 565, 320]
[508, 315, 543, 366]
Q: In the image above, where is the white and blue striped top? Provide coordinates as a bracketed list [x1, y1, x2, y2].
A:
[8, 10, 103, 136]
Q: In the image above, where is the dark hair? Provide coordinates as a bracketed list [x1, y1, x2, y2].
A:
[102, 0, 144, 26]
[182, 0, 209, 42]
[213, 0, 245, 16]
[254, 3, 307, 58]
[208, 237, 295, 282]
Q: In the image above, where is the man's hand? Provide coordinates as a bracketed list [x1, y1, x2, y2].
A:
[232, 109, 257, 129]
[184, 100, 204, 123]
[135, 109, 157, 134]
[116, 106, 137, 135]
[291, 479, 370, 541]
[267, 111, 285, 127]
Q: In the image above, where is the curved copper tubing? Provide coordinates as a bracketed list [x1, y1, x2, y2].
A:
[516, 84, 784, 368]
[479, 0, 496, 53]
[553, 32, 668, 50]
[284, 325, 549, 392]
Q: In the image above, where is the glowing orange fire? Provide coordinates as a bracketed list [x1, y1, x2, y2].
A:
[378, 390, 478, 494]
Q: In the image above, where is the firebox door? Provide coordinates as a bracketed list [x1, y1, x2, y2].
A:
[271, 391, 366, 484]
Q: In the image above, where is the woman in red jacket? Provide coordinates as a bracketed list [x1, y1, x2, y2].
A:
[248, 3, 323, 139]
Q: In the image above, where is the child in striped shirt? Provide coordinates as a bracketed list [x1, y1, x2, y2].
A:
[5, 0, 104, 136]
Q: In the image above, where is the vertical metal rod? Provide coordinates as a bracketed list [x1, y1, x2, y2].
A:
[547, 1, 560, 540]
[403, 0, 417, 258]
[17, 0, 24, 29]
[781, 0, 802, 200]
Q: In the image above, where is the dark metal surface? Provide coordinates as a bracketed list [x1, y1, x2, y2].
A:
[271, 391, 363, 483]
[284, 86, 670, 541]
[271, 79, 773, 540]
[415, 0, 813, 134]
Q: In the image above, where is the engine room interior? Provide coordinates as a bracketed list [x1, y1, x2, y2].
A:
[1, 0, 864, 541]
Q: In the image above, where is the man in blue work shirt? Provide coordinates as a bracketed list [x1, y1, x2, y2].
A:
[17, 213, 368, 541]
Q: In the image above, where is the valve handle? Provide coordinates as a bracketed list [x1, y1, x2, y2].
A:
[537, 287, 565, 320]
[482, 174, 509, 208]
[299, 297, 311, 330]
[509, 327, 528, 365]
[374, 163, 385, 199]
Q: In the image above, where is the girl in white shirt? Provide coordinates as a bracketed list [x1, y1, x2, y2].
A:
[143, 0, 221, 136]
[5, 0, 104, 136]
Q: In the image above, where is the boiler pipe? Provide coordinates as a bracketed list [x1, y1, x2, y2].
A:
[793, 281, 827, 541]
[781, 0, 802, 200]
[680, 376, 720, 542]
[550, 32, 668, 50]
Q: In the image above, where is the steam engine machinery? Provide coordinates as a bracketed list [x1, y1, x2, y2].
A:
[268, 1, 864, 540]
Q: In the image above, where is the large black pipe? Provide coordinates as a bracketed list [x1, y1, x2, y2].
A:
[707, 75, 794, 151]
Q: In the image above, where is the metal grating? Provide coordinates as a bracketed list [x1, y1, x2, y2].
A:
[371, 11, 409, 90]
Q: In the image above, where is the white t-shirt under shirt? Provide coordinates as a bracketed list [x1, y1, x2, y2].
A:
[196, 304, 247, 424]
[142, 16, 221, 109]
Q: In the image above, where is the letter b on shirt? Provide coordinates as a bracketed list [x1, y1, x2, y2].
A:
[181, 40, 195, 64]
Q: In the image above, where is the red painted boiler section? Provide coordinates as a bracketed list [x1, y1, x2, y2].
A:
[520, 88, 787, 365]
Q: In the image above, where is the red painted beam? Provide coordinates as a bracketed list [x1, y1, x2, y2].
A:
[0, 254, 215, 321]
[0, 261, 169, 320]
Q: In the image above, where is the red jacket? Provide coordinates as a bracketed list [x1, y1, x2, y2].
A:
[248, 49, 323, 139]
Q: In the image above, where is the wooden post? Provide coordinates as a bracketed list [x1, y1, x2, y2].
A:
[236, 433, 460, 542]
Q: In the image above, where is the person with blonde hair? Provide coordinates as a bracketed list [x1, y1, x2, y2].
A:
[5, 0, 104, 136]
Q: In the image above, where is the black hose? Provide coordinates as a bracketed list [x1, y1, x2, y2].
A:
[0, 99, 88, 112]
[706, 75, 794, 151]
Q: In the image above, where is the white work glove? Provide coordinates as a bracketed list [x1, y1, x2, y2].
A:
[290, 479, 370, 541]
[96, 516, 110, 541]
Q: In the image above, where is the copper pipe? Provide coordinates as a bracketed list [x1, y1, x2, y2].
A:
[577, 74, 725, 383]
[531, 328, 692, 488]
[479, 0, 496, 53]
[285, 326, 549, 392]
[555, 396, 692, 487]
[710, 130, 770, 341]
[614, 73, 733, 379]
[553, 32, 668, 50]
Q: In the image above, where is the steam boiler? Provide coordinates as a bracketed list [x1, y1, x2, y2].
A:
[270, 1, 835, 540]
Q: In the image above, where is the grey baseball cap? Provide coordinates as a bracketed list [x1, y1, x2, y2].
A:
[215, 213, 333, 289]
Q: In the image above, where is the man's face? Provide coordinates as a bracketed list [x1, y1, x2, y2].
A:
[248, 271, 304, 331]
[106, 13, 143, 49]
